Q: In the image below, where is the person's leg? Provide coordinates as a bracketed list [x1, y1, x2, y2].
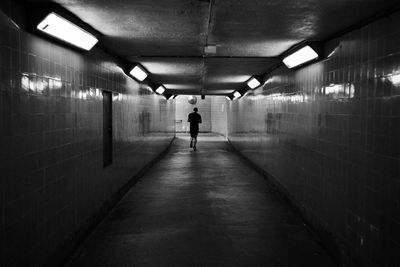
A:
[193, 133, 198, 151]
[190, 130, 194, 147]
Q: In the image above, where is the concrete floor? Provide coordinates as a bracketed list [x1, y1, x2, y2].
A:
[67, 134, 336, 267]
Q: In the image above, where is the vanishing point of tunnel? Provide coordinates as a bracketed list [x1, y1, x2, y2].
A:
[1, 0, 400, 266]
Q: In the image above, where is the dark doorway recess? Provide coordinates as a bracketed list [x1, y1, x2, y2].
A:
[103, 91, 112, 167]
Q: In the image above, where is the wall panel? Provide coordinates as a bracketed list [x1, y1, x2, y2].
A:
[0, 4, 175, 266]
[227, 11, 400, 267]
[211, 96, 228, 136]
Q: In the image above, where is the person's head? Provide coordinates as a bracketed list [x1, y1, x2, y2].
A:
[193, 107, 198, 113]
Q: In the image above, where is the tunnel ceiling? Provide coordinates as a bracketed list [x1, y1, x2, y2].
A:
[25, 0, 400, 95]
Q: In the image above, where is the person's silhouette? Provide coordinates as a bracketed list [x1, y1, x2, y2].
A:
[187, 107, 202, 151]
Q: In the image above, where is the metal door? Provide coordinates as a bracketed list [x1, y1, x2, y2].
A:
[103, 91, 112, 167]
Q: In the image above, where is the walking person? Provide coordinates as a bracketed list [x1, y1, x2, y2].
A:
[188, 107, 202, 151]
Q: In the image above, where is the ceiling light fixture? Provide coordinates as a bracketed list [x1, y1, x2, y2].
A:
[37, 12, 98, 51]
[282, 45, 320, 69]
[155, 85, 165, 95]
[129, 65, 148, 81]
[247, 77, 261, 89]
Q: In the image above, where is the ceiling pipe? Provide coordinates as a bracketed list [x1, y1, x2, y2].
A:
[128, 55, 278, 59]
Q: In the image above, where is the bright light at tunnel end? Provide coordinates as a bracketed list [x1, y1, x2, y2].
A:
[37, 13, 98, 51]
[282, 45, 319, 69]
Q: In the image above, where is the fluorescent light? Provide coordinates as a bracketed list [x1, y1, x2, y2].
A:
[167, 94, 174, 100]
[37, 13, 98, 51]
[225, 96, 231, 101]
[282, 45, 319, 68]
[129, 65, 148, 81]
[247, 77, 261, 89]
[233, 91, 241, 98]
[155, 85, 165, 94]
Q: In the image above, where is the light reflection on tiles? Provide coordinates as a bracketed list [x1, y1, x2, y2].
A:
[0, 5, 175, 266]
[227, 10, 400, 267]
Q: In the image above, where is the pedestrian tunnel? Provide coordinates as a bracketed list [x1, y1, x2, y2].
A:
[1, 1, 400, 266]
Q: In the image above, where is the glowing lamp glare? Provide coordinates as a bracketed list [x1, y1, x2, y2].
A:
[247, 77, 261, 89]
[37, 13, 98, 51]
[282, 45, 319, 68]
[233, 91, 241, 98]
[129, 65, 148, 81]
[155, 86, 165, 94]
